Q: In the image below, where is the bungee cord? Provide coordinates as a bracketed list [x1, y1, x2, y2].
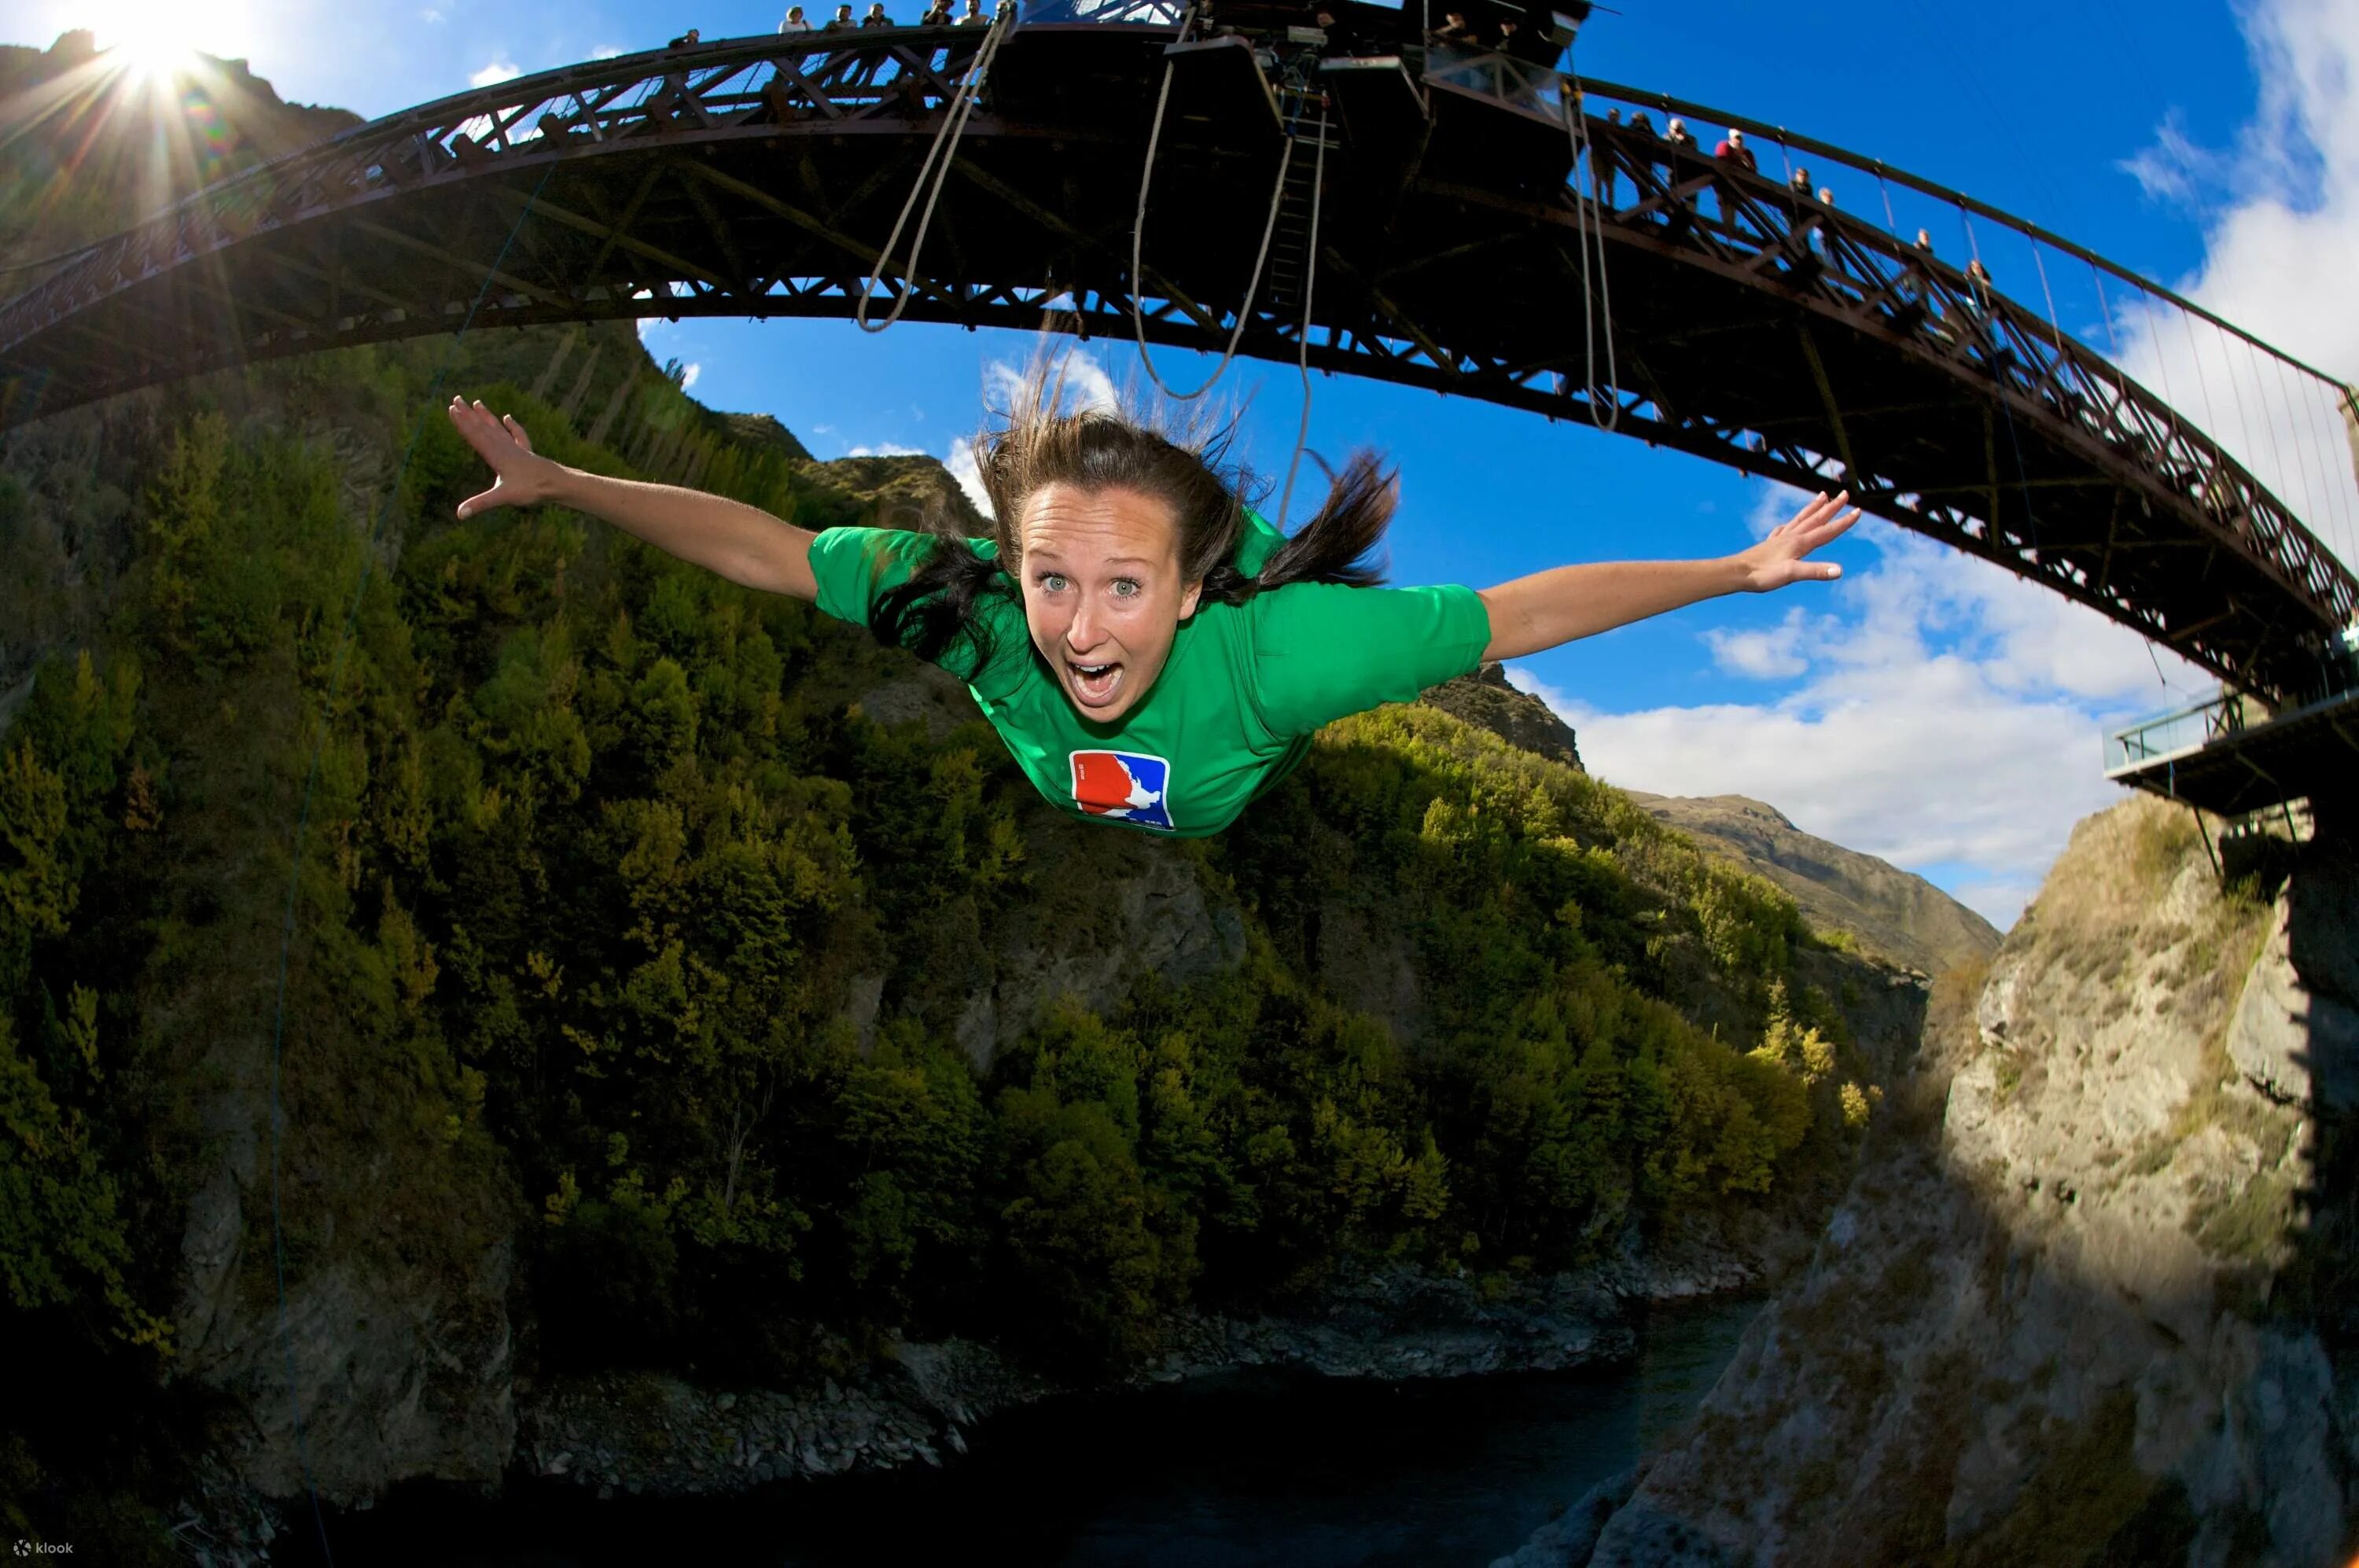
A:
[856, 13, 1013, 333]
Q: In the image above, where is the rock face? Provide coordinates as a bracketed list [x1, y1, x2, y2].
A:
[1419, 661, 1584, 771]
[1625, 793, 2001, 977]
[1521, 796, 2357, 1567]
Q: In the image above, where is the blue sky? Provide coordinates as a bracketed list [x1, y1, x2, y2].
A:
[22, 0, 2359, 928]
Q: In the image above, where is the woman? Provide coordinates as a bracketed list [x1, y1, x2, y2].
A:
[443, 369, 1854, 836]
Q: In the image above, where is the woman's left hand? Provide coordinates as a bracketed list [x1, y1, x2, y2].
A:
[1734, 490, 1860, 591]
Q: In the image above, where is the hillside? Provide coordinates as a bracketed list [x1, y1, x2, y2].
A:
[1503, 797, 2357, 1566]
[1622, 792, 2001, 976]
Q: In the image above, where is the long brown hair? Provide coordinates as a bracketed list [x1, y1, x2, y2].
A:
[869, 353, 1396, 676]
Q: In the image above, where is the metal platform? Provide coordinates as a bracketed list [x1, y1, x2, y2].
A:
[2106, 684, 2359, 816]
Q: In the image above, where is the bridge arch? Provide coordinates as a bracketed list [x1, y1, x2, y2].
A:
[2, 13, 2353, 702]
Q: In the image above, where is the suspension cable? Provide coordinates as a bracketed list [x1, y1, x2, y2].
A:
[856, 14, 1011, 333]
[1126, 6, 1296, 401]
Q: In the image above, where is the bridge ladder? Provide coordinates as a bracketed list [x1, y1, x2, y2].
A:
[1264, 94, 1335, 318]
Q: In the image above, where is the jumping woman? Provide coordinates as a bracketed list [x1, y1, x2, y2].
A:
[445, 364, 1858, 836]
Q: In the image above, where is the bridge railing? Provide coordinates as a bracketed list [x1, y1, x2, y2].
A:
[2103, 691, 2262, 775]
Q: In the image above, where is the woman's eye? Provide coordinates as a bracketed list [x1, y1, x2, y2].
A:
[1040, 573, 1067, 592]
[1113, 579, 1141, 599]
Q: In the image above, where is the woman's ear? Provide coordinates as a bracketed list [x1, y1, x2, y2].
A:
[1180, 578, 1205, 620]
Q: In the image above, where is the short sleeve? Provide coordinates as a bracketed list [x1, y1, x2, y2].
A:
[804, 525, 1027, 690]
[1249, 582, 1493, 739]
[805, 525, 938, 627]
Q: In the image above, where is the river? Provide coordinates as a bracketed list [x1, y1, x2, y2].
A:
[293, 1297, 1757, 1568]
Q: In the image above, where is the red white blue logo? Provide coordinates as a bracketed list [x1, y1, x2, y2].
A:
[1069, 749, 1176, 831]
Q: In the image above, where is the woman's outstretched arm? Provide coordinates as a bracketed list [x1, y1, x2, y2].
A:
[446, 397, 821, 599]
[1474, 491, 1860, 661]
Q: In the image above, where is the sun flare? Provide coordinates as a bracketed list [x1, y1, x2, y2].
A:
[90, 0, 251, 81]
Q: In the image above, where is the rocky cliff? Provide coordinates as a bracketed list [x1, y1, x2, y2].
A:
[1419, 661, 1585, 771]
[1503, 794, 2358, 1567]
[1624, 793, 2002, 977]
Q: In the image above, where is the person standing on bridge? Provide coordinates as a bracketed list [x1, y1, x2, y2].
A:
[442, 365, 1857, 837]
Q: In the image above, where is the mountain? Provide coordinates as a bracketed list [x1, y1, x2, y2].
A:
[1621, 792, 2000, 977]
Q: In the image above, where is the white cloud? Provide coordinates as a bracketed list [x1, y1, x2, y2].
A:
[948, 435, 992, 517]
[1704, 605, 1812, 680]
[421, 6, 445, 21]
[680, 363, 701, 392]
[592, 43, 624, 59]
[983, 348, 1120, 419]
[469, 59, 521, 88]
[636, 317, 664, 342]
[845, 442, 924, 458]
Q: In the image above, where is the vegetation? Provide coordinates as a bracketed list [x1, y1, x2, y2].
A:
[0, 322, 1889, 1537]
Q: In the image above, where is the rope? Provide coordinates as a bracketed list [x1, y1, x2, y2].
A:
[1128, 21, 1295, 401]
[856, 14, 1010, 333]
[267, 156, 559, 1568]
[1276, 98, 1329, 530]
[1562, 43, 1618, 431]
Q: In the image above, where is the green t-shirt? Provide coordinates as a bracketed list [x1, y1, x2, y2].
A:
[806, 514, 1492, 837]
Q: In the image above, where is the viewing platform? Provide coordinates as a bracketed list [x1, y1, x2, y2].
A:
[2105, 647, 2359, 817]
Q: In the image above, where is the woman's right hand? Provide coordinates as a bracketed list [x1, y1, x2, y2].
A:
[447, 397, 565, 518]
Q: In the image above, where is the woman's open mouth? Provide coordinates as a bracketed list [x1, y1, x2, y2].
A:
[1067, 660, 1124, 708]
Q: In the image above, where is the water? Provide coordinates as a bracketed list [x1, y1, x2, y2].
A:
[296, 1297, 1758, 1568]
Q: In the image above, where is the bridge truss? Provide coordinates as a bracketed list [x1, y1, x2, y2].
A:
[2, 17, 2353, 705]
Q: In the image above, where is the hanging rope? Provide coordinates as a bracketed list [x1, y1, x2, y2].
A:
[267, 157, 561, 1568]
[1128, 39, 1296, 400]
[1276, 97, 1329, 530]
[1561, 46, 1618, 431]
[856, 13, 1012, 333]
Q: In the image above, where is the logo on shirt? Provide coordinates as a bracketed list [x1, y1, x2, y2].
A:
[1069, 750, 1176, 832]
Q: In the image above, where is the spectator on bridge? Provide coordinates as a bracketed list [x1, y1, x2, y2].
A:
[1311, 7, 1361, 56]
[825, 3, 856, 29]
[1665, 116, 1696, 151]
[922, 0, 953, 20]
[1913, 227, 1934, 254]
[780, 4, 812, 30]
[1816, 184, 1833, 205]
[1788, 167, 1812, 201]
[1713, 127, 1756, 174]
[1628, 110, 1655, 137]
[862, 2, 892, 24]
[1429, 9, 1477, 46]
[667, 27, 702, 47]
[1967, 256, 1993, 292]
[956, 0, 987, 19]
[442, 368, 1859, 840]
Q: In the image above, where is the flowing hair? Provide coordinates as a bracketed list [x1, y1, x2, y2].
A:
[868, 348, 1396, 676]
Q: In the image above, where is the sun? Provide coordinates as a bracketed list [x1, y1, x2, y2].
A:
[90, 0, 250, 81]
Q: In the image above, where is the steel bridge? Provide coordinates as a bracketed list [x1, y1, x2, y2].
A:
[3, 6, 2356, 719]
